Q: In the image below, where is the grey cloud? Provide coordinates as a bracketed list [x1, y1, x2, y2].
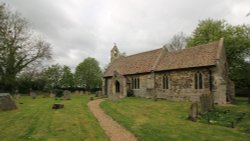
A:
[2, 0, 250, 70]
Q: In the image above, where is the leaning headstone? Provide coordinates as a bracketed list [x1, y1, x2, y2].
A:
[0, 93, 17, 111]
[50, 93, 55, 98]
[63, 90, 71, 100]
[80, 91, 84, 95]
[188, 102, 199, 122]
[95, 91, 102, 97]
[30, 91, 36, 99]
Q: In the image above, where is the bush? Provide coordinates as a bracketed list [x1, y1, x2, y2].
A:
[127, 89, 134, 97]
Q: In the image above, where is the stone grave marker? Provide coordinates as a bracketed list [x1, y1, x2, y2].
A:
[30, 91, 36, 99]
[52, 103, 64, 109]
[63, 90, 71, 100]
[0, 93, 17, 111]
[188, 102, 199, 122]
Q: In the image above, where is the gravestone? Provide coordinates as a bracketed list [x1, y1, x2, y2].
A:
[200, 93, 213, 114]
[0, 93, 17, 111]
[95, 91, 102, 97]
[80, 91, 84, 95]
[50, 91, 55, 98]
[63, 90, 71, 100]
[30, 91, 36, 99]
[75, 90, 80, 95]
[52, 103, 64, 109]
[188, 102, 199, 122]
[50, 93, 55, 98]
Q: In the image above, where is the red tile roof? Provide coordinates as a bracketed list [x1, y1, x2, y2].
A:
[104, 39, 223, 77]
[104, 48, 162, 76]
[156, 41, 220, 71]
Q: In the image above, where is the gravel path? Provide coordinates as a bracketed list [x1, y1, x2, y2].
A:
[88, 99, 138, 141]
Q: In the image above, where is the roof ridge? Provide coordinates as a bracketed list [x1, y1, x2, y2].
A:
[181, 40, 220, 51]
[124, 48, 161, 58]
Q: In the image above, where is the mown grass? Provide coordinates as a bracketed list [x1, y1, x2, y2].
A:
[0, 95, 109, 141]
[100, 97, 250, 141]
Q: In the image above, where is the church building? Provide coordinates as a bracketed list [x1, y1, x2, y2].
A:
[103, 38, 234, 104]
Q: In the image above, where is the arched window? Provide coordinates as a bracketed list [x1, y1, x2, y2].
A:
[163, 75, 169, 89]
[132, 77, 140, 89]
[115, 81, 120, 93]
[195, 72, 203, 89]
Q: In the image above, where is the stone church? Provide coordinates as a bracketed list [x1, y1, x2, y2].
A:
[103, 38, 234, 104]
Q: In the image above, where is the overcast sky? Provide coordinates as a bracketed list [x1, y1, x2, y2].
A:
[2, 0, 250, 70]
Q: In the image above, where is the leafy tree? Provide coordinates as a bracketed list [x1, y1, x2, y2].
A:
[43, 64, 63, 90]
[60, 65, 74, 88]
[187, 19, 250, 88]
[0, 3, 51, 92]
[164, 32, 187, 51]
[75, 57, 102, 90]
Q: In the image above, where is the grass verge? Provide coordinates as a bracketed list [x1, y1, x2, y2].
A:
[100, 97, 250, 141]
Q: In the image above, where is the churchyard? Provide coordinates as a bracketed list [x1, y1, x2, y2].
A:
[0, 93, 249, 141]
[101, 97, 250, 141]
[0, 94, 109, 141]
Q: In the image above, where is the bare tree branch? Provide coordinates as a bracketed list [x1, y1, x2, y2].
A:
[0, 3, 52, 92]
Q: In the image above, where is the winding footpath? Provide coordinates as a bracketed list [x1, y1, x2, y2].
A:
[88, 99, 138, 141]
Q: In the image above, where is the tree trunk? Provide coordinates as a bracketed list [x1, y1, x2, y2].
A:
[1, 73, 16, 93]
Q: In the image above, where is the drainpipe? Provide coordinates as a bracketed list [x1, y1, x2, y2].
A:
[208, 69, 214, 108]
[208, 69, 213, 92]
[152, 71, 157, 100]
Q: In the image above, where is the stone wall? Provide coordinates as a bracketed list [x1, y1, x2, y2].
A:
[105, 72, 127, 99]
[104, 64, 231, 104]
[121, 68, 212, 102]
[155, 69, 211, 102]
[126, 74, 154, 98]
[211, 41, 234, 104]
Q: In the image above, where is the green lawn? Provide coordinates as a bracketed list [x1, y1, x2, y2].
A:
[0, 95, 109, 141]
[100, 97, 250, 141]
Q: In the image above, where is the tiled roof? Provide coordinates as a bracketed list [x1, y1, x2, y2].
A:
[104, 39, 223, 77]
[156, 41, 220, 71]
[104, 48, 162, 77]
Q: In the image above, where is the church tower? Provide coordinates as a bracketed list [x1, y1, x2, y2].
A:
[111, 43, 120, 62]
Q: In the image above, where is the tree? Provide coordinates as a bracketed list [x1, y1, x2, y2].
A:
[16, 65, 48, 93]
[0, 4, 52, 92]
[43, 64, 62, 90]
[60, 65, 74, 88]
[75, 57, 102, 90]
[187, 19, 250, 88]
[164, 32, 187, 51]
